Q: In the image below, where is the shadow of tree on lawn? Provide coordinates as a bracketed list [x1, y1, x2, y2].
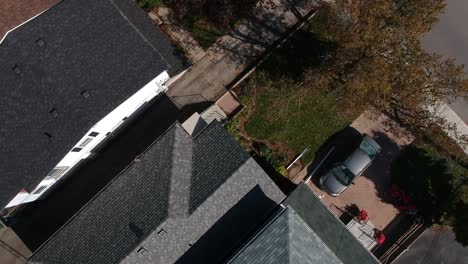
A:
[258, 29, 335, 81]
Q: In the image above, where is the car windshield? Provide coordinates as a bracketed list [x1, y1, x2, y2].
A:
[332, 165, 355, 186]
[359, 139, 379, 159]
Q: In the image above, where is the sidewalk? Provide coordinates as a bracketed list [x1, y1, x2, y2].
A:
[435, 102, 468, 154]
[0, 228, 31, 264]
[150, 7, 206, 63]
[166, 0, 319, 106]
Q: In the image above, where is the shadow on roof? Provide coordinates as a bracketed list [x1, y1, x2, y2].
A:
[176, 185, 278, 264]
[10, 93, 214, 251]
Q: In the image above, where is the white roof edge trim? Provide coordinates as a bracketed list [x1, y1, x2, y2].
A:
[0, 5, 54, 44]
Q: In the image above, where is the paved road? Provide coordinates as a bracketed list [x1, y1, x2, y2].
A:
[422, 0, 468, 125]
[394, 228, 468, 264]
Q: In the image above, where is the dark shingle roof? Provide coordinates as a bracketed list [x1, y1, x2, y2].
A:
[227, 206, 342, 264]
[0, 0, 186, 207]
[283, 183, 380, 264]
[29, 122, 285, 264]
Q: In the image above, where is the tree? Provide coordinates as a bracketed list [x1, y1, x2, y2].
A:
[394, 0, 446, 35]
[166, 0, 273, 27]
[138, 0, 163, 11]
[308, 0, 468, 148]
[391, 145, 468, 245]
[165, 0, 201, 19]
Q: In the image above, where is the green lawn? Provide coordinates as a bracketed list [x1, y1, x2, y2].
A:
[244, 73, 353, 163]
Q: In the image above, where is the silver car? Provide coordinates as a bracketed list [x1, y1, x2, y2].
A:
[319, 135, 381, 196]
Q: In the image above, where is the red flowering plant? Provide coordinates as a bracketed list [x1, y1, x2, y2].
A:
[374, 230, 386, 245]
[356, 210, 369, 222]
[389, 185, 416, 212]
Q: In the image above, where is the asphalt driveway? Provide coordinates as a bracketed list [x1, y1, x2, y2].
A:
[394, 227, 468, 264]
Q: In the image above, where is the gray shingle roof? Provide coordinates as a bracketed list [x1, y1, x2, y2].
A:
[0, 0, 186, 208]
[283, 183, 380, 264]
[227, 206, 343, 264]
[29, 122, 285, 264]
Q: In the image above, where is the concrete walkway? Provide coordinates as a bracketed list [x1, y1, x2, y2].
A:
[433, 102, 468, 154]
[166, 0, 319, 106]
[150, 7, 206, 63]
[0, 228, 30, 264]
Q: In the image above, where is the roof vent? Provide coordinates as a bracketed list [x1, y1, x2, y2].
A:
[137, 247, 147, 256]
[36, 38, 45, 47]
[12, 65, 21, 75]
[157, 229, 167, 237]
[80, 90, 90, 99]
[44, 132, 54, 141]
[134, 154, 142, 162]
[49, 108, 58, 118]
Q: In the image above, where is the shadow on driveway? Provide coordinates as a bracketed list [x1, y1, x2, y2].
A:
[362, 131, 403, 205]
[304, 125, 407, 229]
[305, 126, 362, 184]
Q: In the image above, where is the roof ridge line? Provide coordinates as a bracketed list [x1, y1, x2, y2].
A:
[168, 125, 193, 218]
[301, 184, 380, 261]
[288, 207, 344, 264]
[226, 206, 288, 263]
[30, 121, 183, 257]
[107, 0, 170, 68]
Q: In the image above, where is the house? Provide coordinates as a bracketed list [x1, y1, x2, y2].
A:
[226, 206, 343, 264]
[28, 115, 379, 263]
[28, 119, 285, 264]
[0, 0, 186, 209]
[226, 183, 380, 264]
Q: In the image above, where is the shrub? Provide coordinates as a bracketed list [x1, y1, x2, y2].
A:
[138, 0, 162, 11]
[391, 144, 468, 245]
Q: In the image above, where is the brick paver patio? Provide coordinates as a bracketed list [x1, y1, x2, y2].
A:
[306, 111, 414, 230]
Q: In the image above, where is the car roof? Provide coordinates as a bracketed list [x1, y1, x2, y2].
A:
[343, 148, 372, 176]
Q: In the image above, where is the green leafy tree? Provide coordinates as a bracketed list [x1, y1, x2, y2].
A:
[391, 145, 468, 245]
[166, 0, 273, 27]
[138, 0, 163, 11]
[309, 0, 468, 148]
